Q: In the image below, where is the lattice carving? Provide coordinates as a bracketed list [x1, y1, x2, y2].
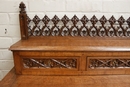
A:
[23, 58, 77, 69]
[42, 15, 50, 25]
[32, 15, 41, 24]
[19, 2, 130, 38]
[90, 15, 98, 25]
[27, 14, 130, 37]
[71, 15, 79, 25]
[89, 59, 130, 69]
[109, 16, 116, 25]
[127, 17, 130, 27]
[81, 15, 89, 25]
[60, 15, 70, 36]
[52, 15, 60, 25]
[118, 16, 125, 25]
[61, 15, 70, 25]
[99, 15, 107, 25]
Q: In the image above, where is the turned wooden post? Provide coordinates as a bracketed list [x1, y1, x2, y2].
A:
[19, 2, 28, 40]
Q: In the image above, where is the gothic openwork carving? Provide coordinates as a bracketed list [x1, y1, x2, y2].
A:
[23, 58, 77, 69]
[89, 58, 130, 69]
[19, 2, 130, 39]
[27, 15, 130, 37]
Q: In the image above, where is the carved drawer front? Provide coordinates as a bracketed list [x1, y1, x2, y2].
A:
[22, 57, 78, 70]
[20, 57, 80, 75]
[85, 57, 130, 75]
[87, 57, 130, 69]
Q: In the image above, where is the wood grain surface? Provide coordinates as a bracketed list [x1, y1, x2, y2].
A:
[0, 68, 130, 87]
[10, 36, 130, 51]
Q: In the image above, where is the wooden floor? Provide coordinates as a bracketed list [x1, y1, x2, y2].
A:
[0, 68, 130, 87]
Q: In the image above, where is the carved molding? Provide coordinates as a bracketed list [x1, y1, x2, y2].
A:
[23, 58, 77, 69]
[89, 59, 130, 69]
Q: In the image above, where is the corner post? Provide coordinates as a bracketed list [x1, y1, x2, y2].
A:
[19, 2, 28, 40]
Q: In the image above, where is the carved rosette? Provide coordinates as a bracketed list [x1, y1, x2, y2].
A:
[23, 58, 77, 69]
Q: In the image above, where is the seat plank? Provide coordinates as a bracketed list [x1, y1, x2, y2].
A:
[10, 37, 130, 51]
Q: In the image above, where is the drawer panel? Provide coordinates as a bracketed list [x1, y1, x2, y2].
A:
[87, 57, 130, 69]
[84, 57, 130, 75]
[21, 57, 80, 75]
[13, 51, 83, 75]
[22, 57, 78, 70]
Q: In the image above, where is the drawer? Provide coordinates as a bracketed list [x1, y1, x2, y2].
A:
[22, 57, 79, 70]
[87, 57, 130, 69]
[13, 51, 81, 75]
[85, 57, 130, 75]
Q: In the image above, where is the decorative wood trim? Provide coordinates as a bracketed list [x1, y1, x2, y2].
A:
[27, 15, 130, 37]
[19, 2, 28, 40]
[23, 58, 77, 69]
[89, 58, 130, 69]
[19, 2, 130, 39]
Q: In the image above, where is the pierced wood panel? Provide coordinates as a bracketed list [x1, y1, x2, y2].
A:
[27, 15, 130, 37]
[23, 58, 77, 69]
[89, 58, 130, 69]
[19, 2, 130, 38]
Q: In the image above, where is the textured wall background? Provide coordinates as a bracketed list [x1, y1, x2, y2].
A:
[0, 0, 130, 80]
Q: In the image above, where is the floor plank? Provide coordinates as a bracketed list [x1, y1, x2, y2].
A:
[0, 68, 130, 87]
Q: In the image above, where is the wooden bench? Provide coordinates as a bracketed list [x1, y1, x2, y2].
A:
[10, 2, 130, 75]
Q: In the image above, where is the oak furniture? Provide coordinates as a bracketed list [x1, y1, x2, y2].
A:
[1, 68, 130, 87]
[10, 2, 130, 76]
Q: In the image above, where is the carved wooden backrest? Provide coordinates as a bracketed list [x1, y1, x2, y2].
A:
[19, 2, 130, 40]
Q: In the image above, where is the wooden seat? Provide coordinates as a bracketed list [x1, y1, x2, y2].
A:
[10, 36, 130, 51]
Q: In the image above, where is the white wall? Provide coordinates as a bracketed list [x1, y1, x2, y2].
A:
[0, 0, 130, 80]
